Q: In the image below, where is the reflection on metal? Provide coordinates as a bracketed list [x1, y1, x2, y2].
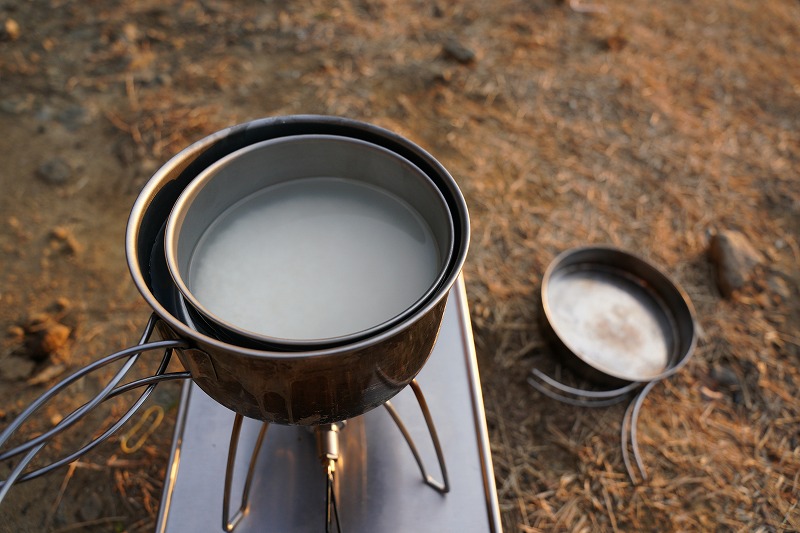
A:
[127, 116, 471, 425]
[0, 278, 501, 532]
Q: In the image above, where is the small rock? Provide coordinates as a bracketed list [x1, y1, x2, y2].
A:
[710, 365, 740, 389]
[57, 105, 92, 131]
[34, 104, 56, 122]
[54, 297, 71, 311]
[51, 226, 83, 254]
[0, 355, 36, 381]
[78, 492, 104, 522]
[36, 157, 73, 185]
[442, 37, 476, 64]
[602, 30, 628, 52]
[39, 322, 71, 354]
[1, 18, 20, 41]
[6, 324, 25, 341]
[24, 315, 72, 361]
[51, 226, 70, 240]
[0, 95, 34, 114]
[707, 229, 763, 297]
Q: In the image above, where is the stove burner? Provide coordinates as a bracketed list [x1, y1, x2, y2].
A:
[0, 337, 449, 533]
[0, 280, 502, 532]
[223, 380, 448, 533]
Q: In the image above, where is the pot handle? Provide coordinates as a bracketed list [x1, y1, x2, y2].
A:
[0, 313, 192, 504]
[527, 367, 640, 407]
[527, 365, 661, 484]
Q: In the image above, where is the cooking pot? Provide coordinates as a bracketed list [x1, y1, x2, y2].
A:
[164, 134, 454, 350]
[126, 116, 470, 425]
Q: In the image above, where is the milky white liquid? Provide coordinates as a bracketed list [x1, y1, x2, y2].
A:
[188, 177, 441, 340]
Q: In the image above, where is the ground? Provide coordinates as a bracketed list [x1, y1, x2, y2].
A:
[0, 0, 798, 531]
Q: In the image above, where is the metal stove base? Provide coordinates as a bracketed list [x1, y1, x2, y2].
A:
[156, 277, 502, 532]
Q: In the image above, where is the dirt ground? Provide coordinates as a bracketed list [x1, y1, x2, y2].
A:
[1, 0, 798, 531]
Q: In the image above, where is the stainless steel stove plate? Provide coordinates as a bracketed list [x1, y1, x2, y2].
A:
[156, 277, 502, 533]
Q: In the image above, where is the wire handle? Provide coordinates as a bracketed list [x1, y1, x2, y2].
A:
[0, 314, 192, 504]
[526, 367, 640, 407]
[527, 365, 663, 484]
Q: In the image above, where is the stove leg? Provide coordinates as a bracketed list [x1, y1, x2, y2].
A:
[222, 414, 269, 532]
[383, 379, 450, 494]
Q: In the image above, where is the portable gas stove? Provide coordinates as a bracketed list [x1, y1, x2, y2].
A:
[0, 116, 501, 532]
[157, 277, 501, 532]
[0, 278, 501, 532]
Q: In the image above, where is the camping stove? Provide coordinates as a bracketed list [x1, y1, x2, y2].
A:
[0, 278, 501, 532]
[156, 278, 501, 532]
[0, 115, 499, 531]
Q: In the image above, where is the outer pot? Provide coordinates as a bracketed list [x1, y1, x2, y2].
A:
[126, 116, 470, 425]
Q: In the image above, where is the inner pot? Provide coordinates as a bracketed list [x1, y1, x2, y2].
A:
[126, 115, 470, 424]
[165, 135, 453, 348]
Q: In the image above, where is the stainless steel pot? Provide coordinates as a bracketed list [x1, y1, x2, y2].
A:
[164, 134, 454, 349]
[126, 116, 470, 425]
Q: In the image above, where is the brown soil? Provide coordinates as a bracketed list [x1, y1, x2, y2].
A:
[1, 0, 798, 531]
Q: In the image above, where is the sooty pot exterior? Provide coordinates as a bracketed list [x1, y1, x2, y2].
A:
[156, 298, 447, 425]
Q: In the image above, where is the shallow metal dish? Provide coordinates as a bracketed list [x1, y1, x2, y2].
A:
[539, 246, 696, 386]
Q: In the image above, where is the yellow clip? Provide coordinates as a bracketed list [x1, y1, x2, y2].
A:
[120, 405, 165, 454]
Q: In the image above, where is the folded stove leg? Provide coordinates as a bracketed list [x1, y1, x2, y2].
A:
[222, 414, 269, 532]
[383, 379, 450, 494]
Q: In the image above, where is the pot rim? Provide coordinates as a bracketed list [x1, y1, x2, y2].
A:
[125, 115, 470, 360]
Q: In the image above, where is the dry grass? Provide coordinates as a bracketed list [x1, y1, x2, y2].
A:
[1, 0, 798, 531]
